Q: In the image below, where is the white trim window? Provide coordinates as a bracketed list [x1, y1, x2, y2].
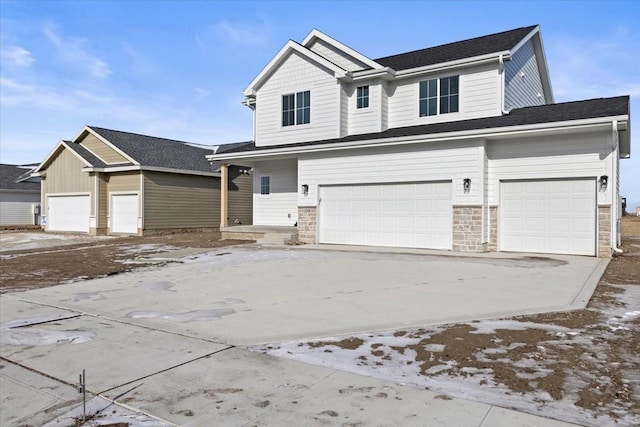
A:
[282, 90, 311, 126]
[260, 176, 271, 195]
[356, 85, 369, 109]
[419, 75, 459, 116]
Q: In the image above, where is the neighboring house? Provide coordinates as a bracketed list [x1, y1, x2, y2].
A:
[208, 25, 631, 257]
[0, 164, 41, 226]
[32, 126, 252, 235]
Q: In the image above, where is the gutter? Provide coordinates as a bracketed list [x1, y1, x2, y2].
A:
[81, 165, 221, 178]
[498, 54, 511, 115]
[612, 120, 623, 254]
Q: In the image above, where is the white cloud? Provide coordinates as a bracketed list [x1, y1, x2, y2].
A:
[42, 24, 111, 79]
[0, 45, 35, 66]
[213, 19, 271, 46]
[195, 87, 210, 99]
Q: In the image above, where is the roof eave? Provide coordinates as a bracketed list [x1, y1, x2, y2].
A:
[393, 51, 510, 79]
[33, 140, 92, 173]
[81, 165, 221, 177]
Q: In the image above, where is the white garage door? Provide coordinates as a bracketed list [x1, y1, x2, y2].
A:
[500, 179, 596, 256]
[319, 182, 452, 249]
[47, 195, 90, 233]
[111, 194, 139, 234]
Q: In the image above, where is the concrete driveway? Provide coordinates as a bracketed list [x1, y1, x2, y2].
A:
[1, 246, 600, 426]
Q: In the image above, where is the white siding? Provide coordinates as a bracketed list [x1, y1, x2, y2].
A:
[253, 159, 298, 226]
[505, 39, 545, 109]
[255, 52, 340, 147]
[348, 81, 382, 135]
[340, 83, 348, 137]
[381, 81, 389, 131]
[307, 39, 369, 71]
[488, 131, 614, 206]
[0, 191, 40, 225]
[299, 140, 482, 207]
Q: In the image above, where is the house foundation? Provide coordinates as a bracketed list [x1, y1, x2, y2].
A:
[598, 206, 612, 258]
[297, 206, 317, 244]
[488, 206, 498, 252]
[452, 206, 487, 252]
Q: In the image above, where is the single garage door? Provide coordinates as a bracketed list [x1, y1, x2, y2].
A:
[319, 182, 452, 249]
[110, 193, 139, 234]
[47, 195, 90, 233]
[500, 179, 596, 256]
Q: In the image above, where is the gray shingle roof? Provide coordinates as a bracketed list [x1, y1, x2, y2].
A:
[375, 26, 537, 71]
[63, 140, 108, 168]
[88, 127, 217, 173]
[0, 164, 41, 191]
[219, 96, 629, 154]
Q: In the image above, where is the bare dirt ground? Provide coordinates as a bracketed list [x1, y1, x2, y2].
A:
[262, 216, 640, 426]
[0, 230, 248, 294]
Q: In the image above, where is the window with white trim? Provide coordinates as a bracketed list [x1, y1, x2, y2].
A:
[282, 90, 310, 126]
[260, 176, 270, 195]
[356, 85, 369, 109]
[419, 75, 459, 116]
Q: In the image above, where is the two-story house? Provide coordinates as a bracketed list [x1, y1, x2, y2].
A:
[208, 25, 631, 257]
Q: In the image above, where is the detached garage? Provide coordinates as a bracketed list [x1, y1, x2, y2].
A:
[33, 126, 253, 235]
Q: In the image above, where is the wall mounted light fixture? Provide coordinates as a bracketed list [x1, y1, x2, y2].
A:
[301, 184, 309, 195]
[599, 175, 608, 191]
[463, 178, 471, 194]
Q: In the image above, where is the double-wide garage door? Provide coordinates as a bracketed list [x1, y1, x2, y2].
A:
[319, 182, 452, 249]
[500, 179, 596, 256]
[47, 195, 90, 233]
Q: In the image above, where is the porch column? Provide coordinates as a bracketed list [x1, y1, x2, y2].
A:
[220, 163, 229, 228]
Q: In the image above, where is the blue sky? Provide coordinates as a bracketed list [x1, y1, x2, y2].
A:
[1, 0, 639, 207]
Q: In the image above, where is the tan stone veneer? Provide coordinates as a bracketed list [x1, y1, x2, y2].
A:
[598, 205, 612, 258]
[452, 206, 487, 252]
[488, 206, 498, 252]
[297, 206, 317, 244]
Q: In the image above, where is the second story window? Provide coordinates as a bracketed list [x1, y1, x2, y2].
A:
[419, 75, 459, 117]
[357, 85, 369, 109]
[260, 176, 270, 195]
[282, 90, 310, 126]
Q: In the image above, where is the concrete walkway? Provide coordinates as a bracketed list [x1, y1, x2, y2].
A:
[1, 246, 600, 426]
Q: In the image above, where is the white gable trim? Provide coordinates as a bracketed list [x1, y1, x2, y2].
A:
[72, 126, 140, 165]
[302, 29, 382, 70]
[244, 41, 348, 96]
[33, 140, 92, 173]
[508, 26, 553, 103]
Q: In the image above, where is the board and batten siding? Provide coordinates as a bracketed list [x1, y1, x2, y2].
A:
[307, 38, 369, 71]
[0, 191, 40, 225]
[487, 130, 613, 206]
[254, 51, 340, 147]
[298, 140, 483, 207]
[143, 171, 220, 229]
[227, 167, 253, 226]
[504, 39, 545, 109]
[388, 63, 500, 129]
[41, 148, 93, 216]
[78, 133, 129, 164]
[253, 159, 298, 226]
[348, 81, 382, 135]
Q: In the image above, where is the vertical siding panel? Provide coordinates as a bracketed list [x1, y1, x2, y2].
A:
[504, 39, 545, 109]
[40, 148, 92, 216]
[78, 134, 129, 164]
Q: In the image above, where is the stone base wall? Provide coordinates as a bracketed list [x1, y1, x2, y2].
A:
[598, 206, 611, 258]
[298, 206, 317, 244]
[452, 206, 487, 252]
[488, 206, 498, 252]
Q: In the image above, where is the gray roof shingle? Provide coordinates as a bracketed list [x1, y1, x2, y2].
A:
[88, 127, 217, 173]
[375, 26, 537, 71]
[218, 96, 629, 154]
[0, 164, 41, 191]
[63, 140, 108, 168]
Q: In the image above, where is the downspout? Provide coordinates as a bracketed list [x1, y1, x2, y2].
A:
[498, 54, 511, 115]
[611, 120, 623, 254]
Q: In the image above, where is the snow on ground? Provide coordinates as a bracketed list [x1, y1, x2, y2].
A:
[0, 232, 113, 252]
[0, 316, 94, 346]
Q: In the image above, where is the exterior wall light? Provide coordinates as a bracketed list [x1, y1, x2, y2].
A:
[463, 178, 471, 194]
[301, 184, 309, 195]
[599, 175, 608, 192]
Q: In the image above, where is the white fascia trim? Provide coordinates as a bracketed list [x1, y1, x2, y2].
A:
[208, 116, 628, 161]
[77, 126, 140, 165]
[244, 41, 348, 97]
[393, 52, 510, 80]
[510, 26, 539, 54]
[301, 29, 382, 70]
[81, 165, 221, 177]
[33, 140, 92, 173]
[347, 67, 396, 82]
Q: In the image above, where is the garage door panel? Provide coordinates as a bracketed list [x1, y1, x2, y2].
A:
[320, 182, 452, 250]
[47, 195, 90, 233]
[500, 179, 595, 256]
[111, 194, 138, 234]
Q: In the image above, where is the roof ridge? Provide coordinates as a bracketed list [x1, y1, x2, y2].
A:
[88, 126, 203, 148]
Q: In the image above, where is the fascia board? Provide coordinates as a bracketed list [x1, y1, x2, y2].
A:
[530, 31, 555, 103]
[348, 67, 396, 81]
[33, 140, 92, 173]
[82, 165, 221, 177]
[301, 29, 382, 70]
[393, 52, 508, 79]
[244, 41, 347, 97]
[510, 25, 540, 54]
[208, 116, 625, 161]
[82, 127, 140, 165]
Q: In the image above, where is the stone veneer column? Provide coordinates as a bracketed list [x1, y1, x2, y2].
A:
[488, 206, 498, 252]
[452, 206, 487, 252]
[598, 206, 612, 258]
[297, 206, 317, 244]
